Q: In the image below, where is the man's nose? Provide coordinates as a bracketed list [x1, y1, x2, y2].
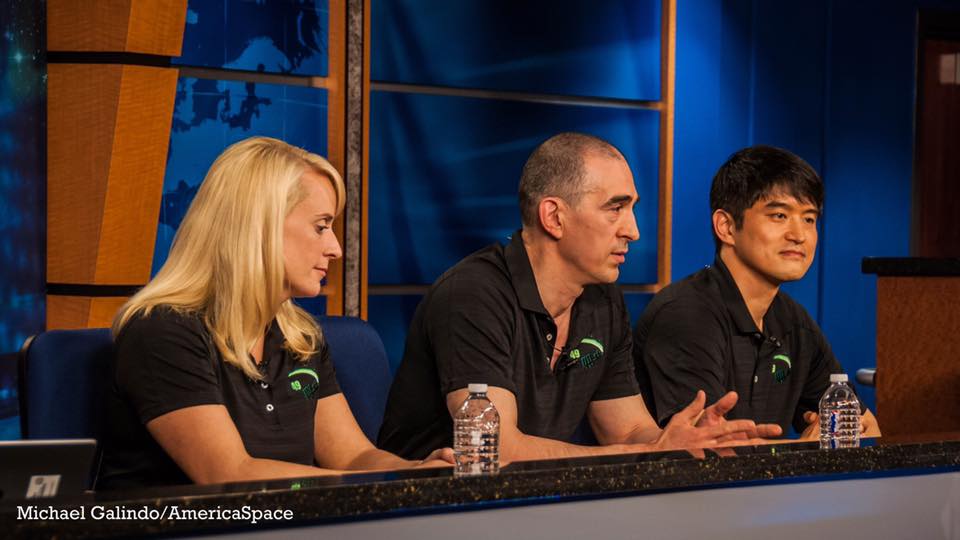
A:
[622, 210, 640, 242]
[785, 218, 806, 243]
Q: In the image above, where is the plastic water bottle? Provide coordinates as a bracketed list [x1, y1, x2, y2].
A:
[453, 383, 500, 476]
[819, 373, 861, 449]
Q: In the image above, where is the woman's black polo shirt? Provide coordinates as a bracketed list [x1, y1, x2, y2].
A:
[377, 231, 639, 460]
[97, 308, 340, 489]
[633, 257, 846, 434]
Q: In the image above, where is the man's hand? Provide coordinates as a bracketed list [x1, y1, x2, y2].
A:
[654, 391, 777, 451]
[696, 391, 782, 441]
[800, 409, 881, 440]
[413, 447, 455, 468]
[799, 411, 820, 440]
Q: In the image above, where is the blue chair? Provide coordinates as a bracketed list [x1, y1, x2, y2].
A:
[18, 328, 114, 441]
[317, 316, 393, 442]
[17, 317, 392, 446]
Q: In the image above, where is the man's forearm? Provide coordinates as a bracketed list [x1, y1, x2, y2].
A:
[343, 448, 415, 471]
[502, 431, 658, 463]
[621, 424, 664, 446]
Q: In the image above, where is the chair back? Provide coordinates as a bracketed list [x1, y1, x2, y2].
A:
[18, 328, 114, 440]
[18, 320, 392, 446]
[317, 316, 393, 442]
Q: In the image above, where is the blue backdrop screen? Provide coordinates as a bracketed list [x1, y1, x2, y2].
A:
[372, 0, 661, 100]
[176, 0, 329, 76]
[368, 91, 661, 287]
[153, 78, 328, 276]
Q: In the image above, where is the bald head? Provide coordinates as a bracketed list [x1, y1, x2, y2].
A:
[518, 132, 624, 227]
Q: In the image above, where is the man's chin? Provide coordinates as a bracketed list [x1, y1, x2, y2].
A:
[601, 268, 621, 284]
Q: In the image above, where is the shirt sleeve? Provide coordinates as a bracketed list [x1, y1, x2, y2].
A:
[310, 340, 342, 400]
[114, 310, 224, 425]
[427, 270, 518, 397]
[592, 288, 641, 401]
[637, 299, 728, 426]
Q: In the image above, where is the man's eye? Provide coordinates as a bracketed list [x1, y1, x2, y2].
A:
[315, 225, 328, 234]
[771, 213, 787, 220]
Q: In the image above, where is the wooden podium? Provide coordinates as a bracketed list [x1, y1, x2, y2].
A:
[863, 258, 960, 436]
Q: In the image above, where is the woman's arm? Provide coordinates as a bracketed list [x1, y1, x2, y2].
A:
[146, 404, 339, 484]
[312, 393, 452, 471]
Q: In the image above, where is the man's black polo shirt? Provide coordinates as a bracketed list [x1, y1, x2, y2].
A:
[97, 307, 340, 489]
[633, 257, 844, 435]
[377, 231, 639, 459]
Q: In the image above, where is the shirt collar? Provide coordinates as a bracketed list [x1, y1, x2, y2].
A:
[504, 230, 606, 318]
[710, 255, 763, 335]
[504, 230, 550, 316]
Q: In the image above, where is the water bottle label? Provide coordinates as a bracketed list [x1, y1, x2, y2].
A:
[470, 430, 481, 446]
[829, 411, 839, 435]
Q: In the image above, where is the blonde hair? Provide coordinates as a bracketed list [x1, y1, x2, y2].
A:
[114, 136, 346, 380]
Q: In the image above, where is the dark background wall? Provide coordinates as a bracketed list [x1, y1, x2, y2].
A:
[673, 0, 958, 414]
[2, 0, 957, 438]
[366, 0, 959, 417]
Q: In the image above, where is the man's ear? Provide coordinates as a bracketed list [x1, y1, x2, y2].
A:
[539, 197, 564, 240]
[712, 209, 737, 247]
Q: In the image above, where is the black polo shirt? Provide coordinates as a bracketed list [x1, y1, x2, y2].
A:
[633, 257, 845, 435]
[97, 307, 340, 489]
[377, 231, 639, 459]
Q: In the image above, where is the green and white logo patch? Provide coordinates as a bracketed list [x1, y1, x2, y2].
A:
[288, 367, 321, 399]
[568, 337, 604, 369]
[771, 354, 792, 383]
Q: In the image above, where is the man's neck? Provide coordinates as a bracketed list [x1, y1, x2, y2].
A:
[522, 230, 583, 320]
[719, 248, 780, 332]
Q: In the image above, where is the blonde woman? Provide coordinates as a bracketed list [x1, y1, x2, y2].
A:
[98, 137, 451, 489]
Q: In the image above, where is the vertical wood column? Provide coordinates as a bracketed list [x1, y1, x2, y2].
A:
[46, 0, 186, 329]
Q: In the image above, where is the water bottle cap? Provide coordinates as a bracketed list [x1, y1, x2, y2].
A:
[468, 383, 488, 393]
[829, 373, 848, 383]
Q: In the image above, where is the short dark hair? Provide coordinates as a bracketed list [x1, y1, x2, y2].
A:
[710, 145, 823, 245]
[518, 132, 623, 227]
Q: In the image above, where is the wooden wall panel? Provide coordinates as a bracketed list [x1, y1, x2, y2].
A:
[47, 64, 120, 284]
[96, 65, 178, 284]
[46, 1, 186, 329]
[47, 296, 128, 330]
[876, 277, 960, 435]
[48, 0, 186, 56]
[47, 64, 177, 286]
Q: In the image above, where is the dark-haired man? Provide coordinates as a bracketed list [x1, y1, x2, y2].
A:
[378, 133, 780, 462]
[634, 145, 879, 438]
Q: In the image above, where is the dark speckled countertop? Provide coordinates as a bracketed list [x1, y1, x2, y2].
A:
[4, 433, 960, 539]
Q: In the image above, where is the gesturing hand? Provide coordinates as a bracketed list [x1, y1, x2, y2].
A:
[697, 391, 782, 442]
[655, 391, 780, 451]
